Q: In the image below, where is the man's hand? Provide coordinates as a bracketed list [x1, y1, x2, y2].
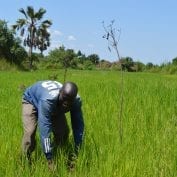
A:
[47, 159, 55, 171]
[67, 153, 77, 172]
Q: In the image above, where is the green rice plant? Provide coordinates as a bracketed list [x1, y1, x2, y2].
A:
[0, 70, 177, 176]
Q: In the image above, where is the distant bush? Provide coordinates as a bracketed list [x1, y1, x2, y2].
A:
[169, 65, 177, 74]
[0, 58, 18, 70]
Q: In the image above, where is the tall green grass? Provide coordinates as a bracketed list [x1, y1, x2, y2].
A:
[0, 70, 177, 177]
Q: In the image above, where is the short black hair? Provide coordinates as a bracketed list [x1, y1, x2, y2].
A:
[60, 81, 78, 100]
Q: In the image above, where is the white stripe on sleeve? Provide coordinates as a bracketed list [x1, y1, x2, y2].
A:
[44, 138, 51, 153]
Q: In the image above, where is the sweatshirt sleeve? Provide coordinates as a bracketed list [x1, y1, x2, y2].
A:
[70, 97, 84, 153]
[38, 100, 53, 160]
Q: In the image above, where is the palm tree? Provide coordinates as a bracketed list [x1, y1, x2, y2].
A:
[37, 23, 51, 55]
[13, 6, 52, 69]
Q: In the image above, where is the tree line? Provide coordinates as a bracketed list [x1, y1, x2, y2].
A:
[0, 6, 177, 73]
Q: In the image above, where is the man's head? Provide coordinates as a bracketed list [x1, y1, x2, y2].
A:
[59, 81, 78, 112]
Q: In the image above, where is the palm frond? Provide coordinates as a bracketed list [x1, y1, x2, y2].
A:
[12, 24, 18, 30]
[35, 8, 46, 20]
[20, 28, 25, 36]
[19, 8, 28, 19]
[16, 19, 27, 27]
[42, 20, 52, 26]
[27, 6, 35, 18]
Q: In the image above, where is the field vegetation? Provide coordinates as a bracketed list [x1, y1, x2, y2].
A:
[0, 5, 177, 177]
[0, 69, 177, 176]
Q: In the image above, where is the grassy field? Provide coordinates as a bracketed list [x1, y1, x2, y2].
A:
[0, 69, 177, 177]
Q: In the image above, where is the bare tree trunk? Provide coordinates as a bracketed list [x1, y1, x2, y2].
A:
[28, 46, 33, 70]
[29, 27, 34, 70]
[102, 20, 123, 144]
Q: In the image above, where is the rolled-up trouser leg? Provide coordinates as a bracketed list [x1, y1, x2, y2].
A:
[52, 114, 69, 146]
[22, 100, 37, 155]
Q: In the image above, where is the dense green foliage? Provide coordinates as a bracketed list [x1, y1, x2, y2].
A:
[0, 70, 177, 176]
[0, 20, 27, 65]
[44, 46, 99, 70]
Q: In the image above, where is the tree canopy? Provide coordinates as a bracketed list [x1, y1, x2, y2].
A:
[0, 20, 27, 65]
[13, 6, 52, 69]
